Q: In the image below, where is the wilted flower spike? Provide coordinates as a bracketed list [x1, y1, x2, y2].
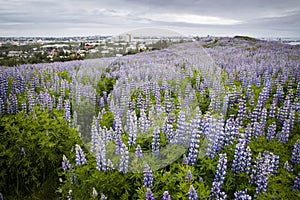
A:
[92, 187, 98, 197]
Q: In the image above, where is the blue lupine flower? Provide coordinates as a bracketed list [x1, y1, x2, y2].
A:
[210, 153, 227, 199]
[118, 143, 129, 174]
[135, 144, 143, 159]
[232, 134, 252, 175]
[187, 118, 200, 166]
[75, 144, 87, 166]
[162, 191, 171, 200]
[152, 126, 160, 155]
[266, 122, 276, 141]
[62, 154, 71, 171]
[293, 173, 300, 192]
[283, 161, 293, 172]
[146, 188, 155, 200]
[188, 185, 198, 200]
[233, 190, 252, 200]
[185, 170, 194, 183]
[291, 140, 300, 165]
[143, 163, 153, 188]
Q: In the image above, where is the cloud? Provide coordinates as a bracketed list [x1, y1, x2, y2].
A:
[0, 0, 299, 37]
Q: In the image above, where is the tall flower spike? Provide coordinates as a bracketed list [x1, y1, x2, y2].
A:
[185, 170, 194, 183]
[62, 154, 71, 171]
[291, 140, 300, 165]
[188, 185, 198, 200]
[143, 163, 153, 188]
[293, 173, 300, 192]
[135, 144, 143, 159]
[118, 143, 129, 174]
[75, 144, 87, 166]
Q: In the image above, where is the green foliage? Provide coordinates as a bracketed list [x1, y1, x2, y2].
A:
[0, 109, 82, 199]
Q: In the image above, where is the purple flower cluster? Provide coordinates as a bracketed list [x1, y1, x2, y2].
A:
[162, 191, 171, 200]
[135, 144, 143, 159]
[188, 185, 198, 200]
[233, 190, 252, 200]
[293, 173, 300, 192]
[250, 151, 279, 196]
[276, 119, 290, 144]
[118, 143, 129, 174]
[75, 144, 87, 166]
[210, 153, 227, 199]
[266, 122, 276, 141]
[291, 140, 300, 165]
[146, 188, 155, 200]
[143, 163, 153, 188]
[232, 134, 252, 175]
[62, 154, 72, 171]
[187, 118, 201, 166]
[152, 126, 160, 155]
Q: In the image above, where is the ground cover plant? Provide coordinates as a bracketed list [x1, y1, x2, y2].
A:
[0, 37, 300, 199]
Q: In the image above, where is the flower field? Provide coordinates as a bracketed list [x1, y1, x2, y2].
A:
[0, 37, 300, 199]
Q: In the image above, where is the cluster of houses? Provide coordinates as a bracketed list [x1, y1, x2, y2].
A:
[0, 34, 192, 62]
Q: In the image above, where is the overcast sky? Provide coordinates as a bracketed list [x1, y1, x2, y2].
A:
[0, 0, 299, 37]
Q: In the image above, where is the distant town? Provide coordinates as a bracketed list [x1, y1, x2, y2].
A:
[0, 34, 299, 67]
[0, 34, 193, 66]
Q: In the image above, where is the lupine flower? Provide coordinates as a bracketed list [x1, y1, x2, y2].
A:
[182, 154, 188, 165]
[143, 163, 153, 188]
[224, 115, 238, 146]
[128, 111, 138, 146]
[210, 153, 227, 199]
[188, 185, 198, 200]
[75, 144, 87, 166]
[276, 119, 290, 144]
[187, 119, 200, 166]
[64, 100, 71, 126]
[233, 190, 252, 200]
[232, 134, 252, 175]
[107, 159, 114, 170]
[293, 173, 300, 192]
[96, 138, 107, 172]
[185, 170, 194, 183]
[0, 98, 5, 114]
[135, 144, 143, 159]
[291, 140, 300, 165]
[146, 188, 155, 200]
[283, 161, 293, 172]
[92, 187, 98, 197]
[152, 126, 160, 155]
[250, 151, 279, 196]
[118, 143, 129, 174]
[162, 191, 171, 200]
[171, 111, 187, 144]
[62, 154, 71, 171]
[101, 193, 108, 200]
[266, 122, 276, 141]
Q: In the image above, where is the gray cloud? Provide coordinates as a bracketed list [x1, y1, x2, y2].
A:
[0, 0, 299, 37]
